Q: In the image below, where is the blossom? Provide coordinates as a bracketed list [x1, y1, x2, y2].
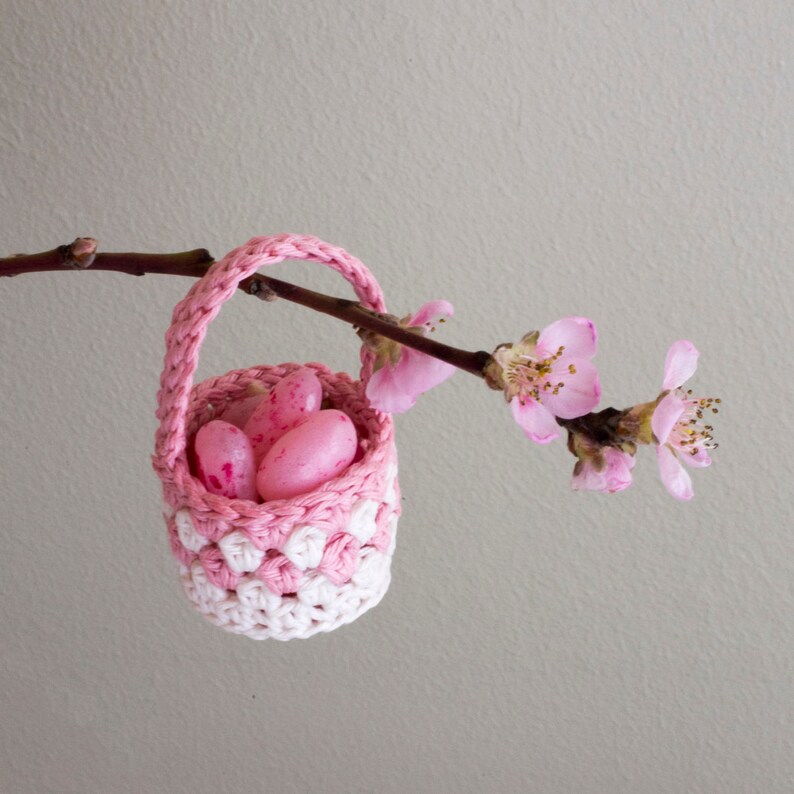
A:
[572, 448, 636, 493]
[364, 300, 456, 413]
[568, 430, 636, 494]
[651, 340, 719, 500]
[486, 317, 601, 444]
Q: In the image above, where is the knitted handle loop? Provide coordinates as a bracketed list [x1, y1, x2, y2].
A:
[155, 234, 387, 472]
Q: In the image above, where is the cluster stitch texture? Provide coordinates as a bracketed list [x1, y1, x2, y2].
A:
[153, 235, 400, 640]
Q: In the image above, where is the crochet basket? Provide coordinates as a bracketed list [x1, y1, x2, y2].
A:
[153, 234, 400, 640]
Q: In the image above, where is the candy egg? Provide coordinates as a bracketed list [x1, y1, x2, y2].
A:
[244, 368, 322, 463]
[218, 392, 266, 430]
[256, 409, 358, 501]
[194, 420, 258, 501]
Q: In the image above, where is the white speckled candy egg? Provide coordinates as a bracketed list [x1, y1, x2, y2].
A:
[256, 409, 358, 501]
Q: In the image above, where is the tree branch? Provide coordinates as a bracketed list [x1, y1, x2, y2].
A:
[1, 238, 491, 377]
[2, 238, 634, 448]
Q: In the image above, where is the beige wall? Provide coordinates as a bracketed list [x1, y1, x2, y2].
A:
[1, 1, 792, 791]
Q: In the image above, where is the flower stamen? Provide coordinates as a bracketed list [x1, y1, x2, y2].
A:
[668, 388, 720, 456]
[501, 344, 569, 404]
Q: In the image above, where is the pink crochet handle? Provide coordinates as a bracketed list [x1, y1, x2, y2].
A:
[155, 234, 387, 473]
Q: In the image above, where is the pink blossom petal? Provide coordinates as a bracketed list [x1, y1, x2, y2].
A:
[364, 299, 456, 414]
[571, 460, 607, 492]
[409, 300, 454, 329]
[651, 392, 686, 445]
[572, 448, 635, 494]
[656, 445, 694, 500]
[603, 448, 636, 492]
[366, 350, 455, 414]
[510, 398, 560, 444]
[393, 349, 456, 397]
[366, 364, 417, 413]
[678, 447, 712, 468]
[536, 316, 598, 360]
[662, 340, 699, 391]
[540, 358, 601, 419]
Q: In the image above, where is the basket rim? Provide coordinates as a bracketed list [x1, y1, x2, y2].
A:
[163, 361, 395, 516]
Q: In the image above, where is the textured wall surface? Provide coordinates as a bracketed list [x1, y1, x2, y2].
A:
[1, 1, 792, 792]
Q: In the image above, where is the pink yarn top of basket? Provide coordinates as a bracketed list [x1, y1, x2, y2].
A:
[153, 235, 395, 558]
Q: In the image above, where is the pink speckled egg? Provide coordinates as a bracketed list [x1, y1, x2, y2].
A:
[244, 368, 322, 463]
[256, 409, 358, 501]
[194, 420, 258, 501]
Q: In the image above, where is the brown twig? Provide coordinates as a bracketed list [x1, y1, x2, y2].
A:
[1, 238, 642, 449]
[1, 238, 491, 377]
